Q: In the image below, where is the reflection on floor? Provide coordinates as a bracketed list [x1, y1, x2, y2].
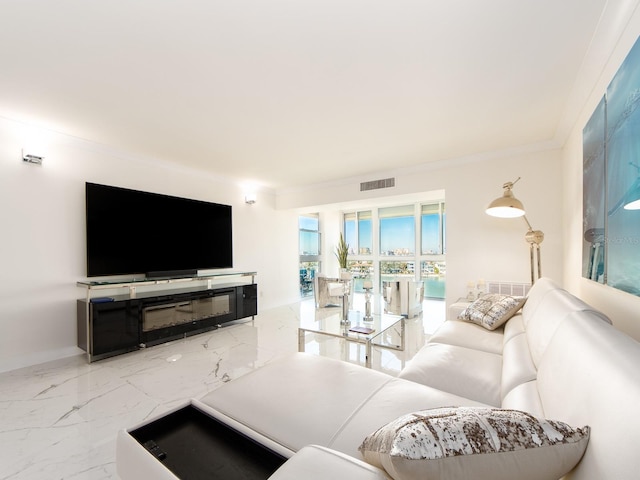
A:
[0, 295, 445, 479]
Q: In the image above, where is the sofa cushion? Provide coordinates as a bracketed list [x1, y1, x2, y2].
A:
[500, 381, 544, 417]
[458, 294, 526, 330]
[502, 313, 525, 344]
[398, 343, 502, 406]
[359, 407, 590, 480]
[520, 277, 560, 325]
[537, 312, 640, 480]
[500, 332, 536, 401]
[268, 445, 388, 480]
[200, 353, 395, 452]
[200, 353, 486, 458]
[522, 280, 611, 367]
[328, 377, 488, 459]
[428, 319, 504, 355]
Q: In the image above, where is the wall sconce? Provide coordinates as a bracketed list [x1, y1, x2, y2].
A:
[245, 193, 257, 205]
[22, 149, 44, 165]
[486, 177, 544, 284]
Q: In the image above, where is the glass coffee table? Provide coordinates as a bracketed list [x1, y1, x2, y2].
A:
[298, 309, 405, 368]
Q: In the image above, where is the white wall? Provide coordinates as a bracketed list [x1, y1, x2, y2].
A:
[0, 113, 563, 373]
[0, 117, 300, 373]
[278, 147, 564, 311]
[562, 6, 640, 340]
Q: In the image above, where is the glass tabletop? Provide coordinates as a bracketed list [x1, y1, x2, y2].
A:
[299, 308, 403, 343]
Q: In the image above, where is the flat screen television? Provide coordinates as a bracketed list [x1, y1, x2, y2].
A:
[85, 182, 233, 278]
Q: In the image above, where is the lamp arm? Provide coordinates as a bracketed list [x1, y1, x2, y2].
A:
[488, 178, 543, 283]
[522, 214, 544, 245]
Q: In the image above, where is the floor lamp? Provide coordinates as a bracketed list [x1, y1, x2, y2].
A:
[486, 177, 544, 284]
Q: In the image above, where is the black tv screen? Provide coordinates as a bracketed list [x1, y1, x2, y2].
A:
[85, 182, 233, 277]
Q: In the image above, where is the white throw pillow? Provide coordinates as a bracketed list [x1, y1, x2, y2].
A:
[359, 407, 589, 480]
[458, 294, 526, 330]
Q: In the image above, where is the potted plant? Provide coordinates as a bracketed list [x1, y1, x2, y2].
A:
[335, 233, 349, 270]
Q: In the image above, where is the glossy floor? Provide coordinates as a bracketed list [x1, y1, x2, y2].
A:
[0, 296, 444, 479]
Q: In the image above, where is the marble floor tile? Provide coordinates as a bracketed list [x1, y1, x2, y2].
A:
[0, 296, 444, 479]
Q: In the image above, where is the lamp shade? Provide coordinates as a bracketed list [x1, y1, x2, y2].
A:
[624, 198, 640, 210]
[623, 178, 640, 210]
[486, 187, 525, 218]
[609, 178, 640, 215]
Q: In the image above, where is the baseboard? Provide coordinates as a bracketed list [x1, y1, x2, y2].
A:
[0, 346, 84, 374]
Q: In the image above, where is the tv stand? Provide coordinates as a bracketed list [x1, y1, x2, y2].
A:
[146, 269, 197, 279]
[77, 271, 257, 362]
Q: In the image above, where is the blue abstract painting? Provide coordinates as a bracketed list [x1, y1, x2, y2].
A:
[582, 96, 606, 283]
[583, 35, 640, 296]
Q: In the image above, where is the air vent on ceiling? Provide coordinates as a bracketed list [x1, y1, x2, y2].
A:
[360, 177, 395, 192]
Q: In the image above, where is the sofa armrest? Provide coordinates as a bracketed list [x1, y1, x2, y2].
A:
[268, 445, 389, 480]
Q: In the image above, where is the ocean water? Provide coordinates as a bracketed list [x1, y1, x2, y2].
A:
[424, 276, 446, 299]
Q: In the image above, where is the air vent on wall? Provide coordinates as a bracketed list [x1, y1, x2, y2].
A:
[360, 177, 395, 192]
[487, 281, 531, 297]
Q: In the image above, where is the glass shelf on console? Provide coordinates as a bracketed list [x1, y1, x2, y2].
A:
[77, 271, 257, 300]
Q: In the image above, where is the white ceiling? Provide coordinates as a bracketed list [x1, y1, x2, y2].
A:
[0, 0, 624, 190]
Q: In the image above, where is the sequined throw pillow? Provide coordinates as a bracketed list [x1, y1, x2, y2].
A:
[458, 294, 526, 330]
[359, 407, 590, 480]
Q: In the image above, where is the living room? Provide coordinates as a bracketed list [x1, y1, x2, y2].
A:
[0, 114, 568, 372]
[2, 0, 640, 478]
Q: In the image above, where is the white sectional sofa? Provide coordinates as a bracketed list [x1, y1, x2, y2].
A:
[117, 278, 640, 479]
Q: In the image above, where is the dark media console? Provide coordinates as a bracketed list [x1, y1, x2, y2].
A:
[77, 273, 257, 362]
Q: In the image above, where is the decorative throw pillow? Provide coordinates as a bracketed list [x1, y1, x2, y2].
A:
[458, 294, 526, 330]
[359, 407, 589, 480]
